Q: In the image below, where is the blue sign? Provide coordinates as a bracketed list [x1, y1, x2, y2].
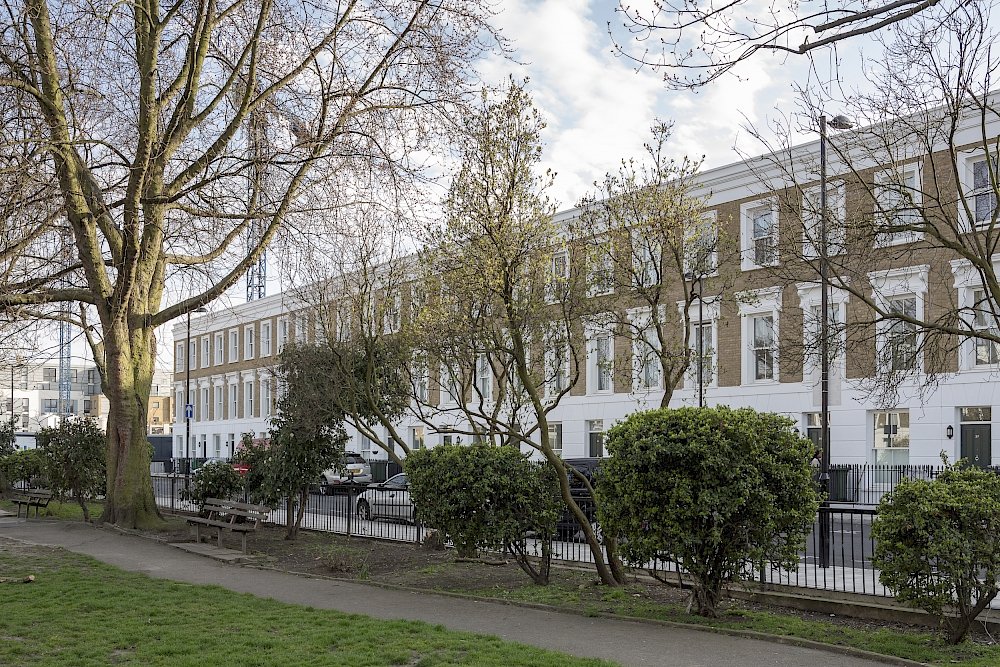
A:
[185, 404, 194, 419]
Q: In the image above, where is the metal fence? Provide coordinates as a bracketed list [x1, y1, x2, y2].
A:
[828, 463, 1000, 505]
[152, 474, 425, 544]
[147, 466, 995, 606]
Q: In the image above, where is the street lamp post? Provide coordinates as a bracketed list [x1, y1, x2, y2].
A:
[697, 274, 705, 408]
[184, 307, 209, 488]
[819, 113, 853, 569]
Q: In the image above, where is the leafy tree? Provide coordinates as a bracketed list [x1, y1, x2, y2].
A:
[4, 448, 48, 491]
[242, 346, 351, 540]
[275, 341, 411, 465]
[182, 462, 245, 514]
[873, 462, 1000, 644]
[0, 0, 500, 529]
[36, 419, 106, 522]
[0, 421, 14, 493]
[598, 407, 818, 617]
[405, 444, 562, 583]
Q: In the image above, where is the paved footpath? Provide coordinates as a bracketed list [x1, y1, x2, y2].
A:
[0, 519, 891, 667]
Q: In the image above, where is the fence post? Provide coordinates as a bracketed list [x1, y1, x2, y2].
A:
[170, 476, 175, 512]
[347, 485, 353, 537]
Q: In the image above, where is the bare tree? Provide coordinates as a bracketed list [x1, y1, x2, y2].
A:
[571, 121, 734, 408]
[0, 0, 501, 527]
[745, 3, 1000, 406]
[611, 0, 958, 88]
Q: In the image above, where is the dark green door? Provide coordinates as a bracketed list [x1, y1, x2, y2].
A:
[960, 423, 992, 467]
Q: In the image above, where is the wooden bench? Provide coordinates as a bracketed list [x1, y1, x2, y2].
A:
[186, 497, 271, 553]
[11, 489, 53, 519]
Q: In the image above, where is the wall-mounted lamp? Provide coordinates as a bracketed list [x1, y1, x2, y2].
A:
[946, 425, 954, 440]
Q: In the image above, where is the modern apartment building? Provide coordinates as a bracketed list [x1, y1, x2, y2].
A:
[172, 102, 1000, 470]
[0, 362, 103, 433]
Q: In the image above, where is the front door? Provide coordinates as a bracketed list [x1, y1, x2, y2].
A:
[960, 423, 992, 467]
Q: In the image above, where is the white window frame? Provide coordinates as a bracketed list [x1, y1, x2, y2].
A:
[738, 287, 782, 384]
[587, 238, 615, 297]
[684, 210, 718, 276]
[229, 382, 238, 419]
[245, 379, 254, 418]
[547, 250, 569, 303]
[584, 320, 614, 395]
[869, 265, 929, 374]
[587, 419, 605, 458]
[228, 329, 239, 363]
[740, 198, 778, 271]
[201, 337, 210, 370]
[215, 385, 224, 420]
[214, 334, 225, 366]
[440, 364, 460, 406]
[262, 377, 272, 417]
[951, 257, 1000, 371]
[277, 317, 289, 352]
[410, 426, 426, 450]
[959, 151, 999, 230]
[801, 182, 846, 259]
[544, 343, 570, 398]
[632, 231, 660, 289]
[189, 340, 197, 370]
[677, 297, 721, 390]
[872, 410, 910, 467]
[474, 352, 492, 403]
[630, 307, 665, 392]
[260, 322, 272, 357]
[796, 282, 850, 379]
[548, 422, 563, 457]
[200, 387, 209, 421]
[245, 325, 255, 360]
[175, 343, 185, 371]
[412, 361, 429, 404]
[875, 162, 923, 246]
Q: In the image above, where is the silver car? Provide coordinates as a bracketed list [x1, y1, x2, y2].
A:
[319, 453, 372, 493]
[355, 473, 415, 522]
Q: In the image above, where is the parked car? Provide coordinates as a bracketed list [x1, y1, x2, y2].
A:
[355, 473, 416, 522]
[557, 458, 603, 542]
[319, 453, 372, 493]
[192, 458, 229, 476]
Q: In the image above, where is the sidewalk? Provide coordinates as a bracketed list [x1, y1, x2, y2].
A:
[0, 519, 893, 667]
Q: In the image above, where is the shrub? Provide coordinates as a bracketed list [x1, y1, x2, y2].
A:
[597, 406, 819, 617]
[873, 462, 1000, 644]
[4, 448, 48, 489]
[36, 419, 106, 522]
[181, 461, 245, 512]
[405, 444, 562, 583]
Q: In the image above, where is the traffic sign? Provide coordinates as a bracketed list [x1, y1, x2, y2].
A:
[185, 403, 194, 419]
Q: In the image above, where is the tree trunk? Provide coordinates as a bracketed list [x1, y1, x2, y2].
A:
[76, 494, 90, 523]
[99, 326, 163, 528]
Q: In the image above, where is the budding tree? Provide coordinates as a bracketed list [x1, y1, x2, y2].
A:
[417, 79, 627, 586]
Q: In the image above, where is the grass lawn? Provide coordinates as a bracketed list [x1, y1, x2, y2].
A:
[470, 579, 1000, 667]
[0, 540, 612, 667]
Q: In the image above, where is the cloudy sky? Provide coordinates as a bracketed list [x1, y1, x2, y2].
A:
[478, 0, 869, 209]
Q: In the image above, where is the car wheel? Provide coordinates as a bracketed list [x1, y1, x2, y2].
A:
[357, 499, 371, 520]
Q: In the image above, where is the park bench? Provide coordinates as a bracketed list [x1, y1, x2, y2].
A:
[10, 489, 53, 519]
[186, 497, 271, 553]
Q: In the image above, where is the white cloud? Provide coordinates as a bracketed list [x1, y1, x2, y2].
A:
[479, 1, 825, 208]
